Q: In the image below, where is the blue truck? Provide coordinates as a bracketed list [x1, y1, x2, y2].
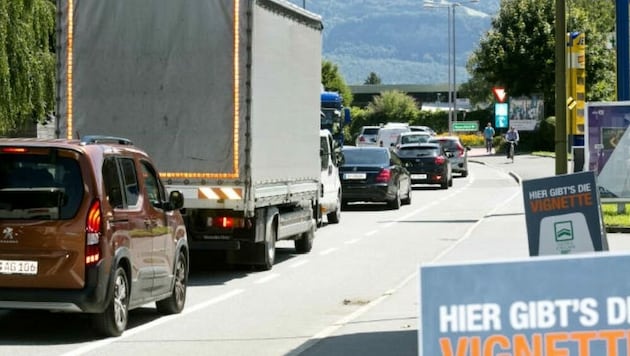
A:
[320, 91, 351, 147]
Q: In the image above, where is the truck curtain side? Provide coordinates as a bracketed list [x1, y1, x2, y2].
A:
[56, 0, 324, 270]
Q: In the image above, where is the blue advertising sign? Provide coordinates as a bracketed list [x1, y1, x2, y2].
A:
[585, 102, 630, 199]
[522, 171, 607, 256]
[495, 103, 508, 128]
[420, 252, 630, 356]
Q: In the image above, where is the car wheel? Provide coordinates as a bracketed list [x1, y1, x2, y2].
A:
[295, 224, 314, 253]
[388, 191, 401, 210]
[93, 266, 129, 337]
[448, 177, 453, 187]
[401, 184, 412, 205]
[156, 250, 188, 314]
[461, 170, 468, 178]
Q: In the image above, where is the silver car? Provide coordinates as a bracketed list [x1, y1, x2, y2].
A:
[355, 126, 380, 147]
[428, 136, 471, 177]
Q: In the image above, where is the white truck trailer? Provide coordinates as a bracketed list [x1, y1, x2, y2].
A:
[55, 0, 324, 270]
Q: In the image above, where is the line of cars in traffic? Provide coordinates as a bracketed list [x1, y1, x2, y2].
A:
[341, 123, 470, 210]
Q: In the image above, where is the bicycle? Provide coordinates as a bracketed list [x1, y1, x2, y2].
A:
[506, 140, 516, 163]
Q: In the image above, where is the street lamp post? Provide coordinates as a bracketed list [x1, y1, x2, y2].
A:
[423, 0, 479, 134]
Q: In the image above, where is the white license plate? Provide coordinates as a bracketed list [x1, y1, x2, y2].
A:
[0, 259, 38, 275]
[411, 174, 428, 179]
[344, 173, 366, 180]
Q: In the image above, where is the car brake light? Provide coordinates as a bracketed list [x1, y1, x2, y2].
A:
[85, 199, 102, 266]
[359, 136, 366, 142]
[434, 156, 446, 165]
[375, 168, 392, 183]
[1, 147, 27, 153]
[456, 143, 465, 157]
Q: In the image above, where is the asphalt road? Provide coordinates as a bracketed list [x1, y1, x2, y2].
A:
[293, 147, 630, 356]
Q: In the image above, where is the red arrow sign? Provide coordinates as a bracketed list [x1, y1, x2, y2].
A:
[492, 87, 507, 103]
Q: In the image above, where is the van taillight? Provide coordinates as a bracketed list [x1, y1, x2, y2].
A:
[375, 168, 392, 183]
[85, 199, 102, 265]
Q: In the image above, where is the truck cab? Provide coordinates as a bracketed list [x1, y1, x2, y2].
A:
[319, 129, 342, 224]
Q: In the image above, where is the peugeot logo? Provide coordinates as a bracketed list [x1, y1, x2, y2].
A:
[1, 227, 17, 244]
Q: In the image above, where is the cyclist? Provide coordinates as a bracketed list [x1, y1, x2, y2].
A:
[504, 126, 519, 159]
[483, 122, 495, 153]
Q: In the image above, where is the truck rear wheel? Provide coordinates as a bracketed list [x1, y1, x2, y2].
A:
[295, 225, 314, 253]
[257, 222, 276, 271]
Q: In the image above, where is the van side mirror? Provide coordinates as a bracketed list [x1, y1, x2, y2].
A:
[336, 151, 345, 166]
[166, 190, 184, 210]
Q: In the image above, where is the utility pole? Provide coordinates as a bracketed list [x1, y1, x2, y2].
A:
[555, 0, 567, 174]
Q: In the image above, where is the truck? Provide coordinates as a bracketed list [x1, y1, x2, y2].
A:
[320, 91, 352, 147]
[55, 0, 324, 270]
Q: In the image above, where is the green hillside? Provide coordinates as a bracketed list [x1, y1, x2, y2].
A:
[289, 0, 500, 85]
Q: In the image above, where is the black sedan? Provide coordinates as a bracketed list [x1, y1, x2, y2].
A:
[395, 142, 453, 189]
[339, 146, 412, 210]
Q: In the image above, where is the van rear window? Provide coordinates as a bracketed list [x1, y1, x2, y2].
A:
[0, 150, 83, 220]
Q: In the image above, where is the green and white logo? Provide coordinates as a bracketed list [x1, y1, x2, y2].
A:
[554, 221, 574, 242]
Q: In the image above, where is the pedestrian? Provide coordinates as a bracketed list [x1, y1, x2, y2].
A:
[483, 122, 495, 153]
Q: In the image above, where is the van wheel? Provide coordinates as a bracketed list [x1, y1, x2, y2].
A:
[327, 192, 341, 224]
[156, 250, 188, 314]
[295, 225, 314, 253]
[93, 266, 129, 337]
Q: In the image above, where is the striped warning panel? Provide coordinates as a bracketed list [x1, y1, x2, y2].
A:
[198, 187, 243, 200]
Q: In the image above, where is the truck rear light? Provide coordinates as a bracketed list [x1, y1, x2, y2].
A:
[358, 136, 366, 142]
[208, 216, 245, 229]
[375, 168, 392, 183]
[85, 199, 102, 266]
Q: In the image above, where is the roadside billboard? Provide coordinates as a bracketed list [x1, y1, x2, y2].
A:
[585, 101, 630, 198]
[521, 171, 607, 256]
[419, 252, 630, 356]
[509, 95, 544, 131]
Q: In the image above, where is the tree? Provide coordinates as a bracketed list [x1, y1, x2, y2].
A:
[0, 0, 56, 136]
[464, 0, 615, 114]
[321, 59, 353, 106]
[364, 72, 382, 85]
[366, 90, 419, 124]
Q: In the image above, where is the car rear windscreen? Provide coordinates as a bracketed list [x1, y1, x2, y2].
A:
[342, 149, 389, 165]
[397, 146, 439, 158]
[0, 149, 83, 220]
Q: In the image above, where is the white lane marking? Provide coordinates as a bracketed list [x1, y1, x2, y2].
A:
[62, 289, 245, 356]
[289, 260, 309, 268]
[254, 273, 280, 284]
[365, 230, 378, 236]
[319, 248, 337, 256]
[344, 238, 361, 245]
